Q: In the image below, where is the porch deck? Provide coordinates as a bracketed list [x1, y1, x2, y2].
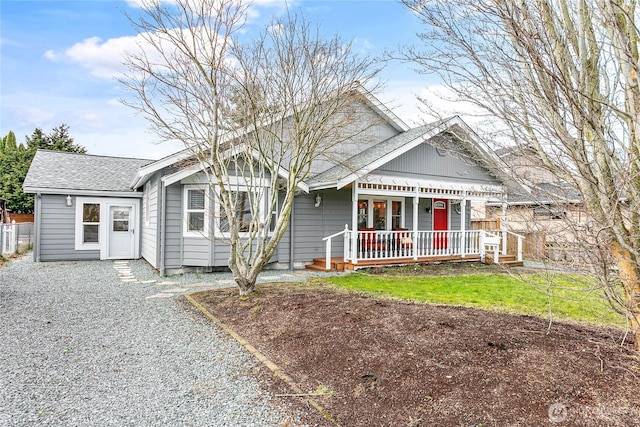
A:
[305, 254, 522, 272]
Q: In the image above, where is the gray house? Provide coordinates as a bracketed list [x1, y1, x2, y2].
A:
[24, 90, 519, 273]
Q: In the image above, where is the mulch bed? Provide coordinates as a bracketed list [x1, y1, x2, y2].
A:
[190, 281, 640, 427]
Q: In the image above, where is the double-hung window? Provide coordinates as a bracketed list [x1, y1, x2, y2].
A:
[184, 186, 209, 236]
[82, 203, 100, 244]
[219, 191, 253, 233]
[215, 185, 268, 237]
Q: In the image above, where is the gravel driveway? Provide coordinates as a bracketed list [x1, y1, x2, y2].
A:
[0, 255, 314, 426]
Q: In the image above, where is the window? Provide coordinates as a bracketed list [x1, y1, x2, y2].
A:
[357, 200, 369, 229]
[357, 197, 404, 229]
[214, 185, 269, 237]
[372, 200, 387, 230]
[219, 191, 252, 233]
[112, 208, 130, 232]
[82, 203, 100, 243]
[184, 186, 209, 236]
[391, 201, 402, 229]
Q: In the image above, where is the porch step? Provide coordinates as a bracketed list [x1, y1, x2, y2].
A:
[496, 255, 524, 267]
[305, 257, 346, 272]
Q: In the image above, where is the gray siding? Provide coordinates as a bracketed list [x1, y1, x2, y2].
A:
[379, 142, 501, 185]
[291, 189, 352, 263]
[164, 183, 182, 268]
[309, 101, 402, 176]
[140, 174, 159, 268]
[39, 194, 100, 261]
[183, 236, 211, 266]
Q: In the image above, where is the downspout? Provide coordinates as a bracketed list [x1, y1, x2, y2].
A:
[35, 192, 42, 262]
[159, 180, 167, 276]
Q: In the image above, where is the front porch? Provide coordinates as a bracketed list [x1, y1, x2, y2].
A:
[305, 228, 524, 271]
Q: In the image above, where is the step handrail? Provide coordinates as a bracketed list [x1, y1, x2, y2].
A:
[499, 228, 526, 262]
[321, 225, 350, 270]
[322, 226, 348, 241]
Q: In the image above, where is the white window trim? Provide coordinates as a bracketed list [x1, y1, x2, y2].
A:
[213, 185, 268, 238]
[357, 196, 405, 230]
[74, 197, 139, 260]
[183, 185, 210, 238]
[75, 199, 104, 251]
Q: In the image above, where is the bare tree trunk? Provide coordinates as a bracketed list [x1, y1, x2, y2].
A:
[612, 242, 640, 351]
[399, 0, 640, 347]
[121, 0, 379, 295]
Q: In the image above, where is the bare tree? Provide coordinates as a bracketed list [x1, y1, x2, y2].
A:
[399, 0, 640, 349]
[121, 0, 379, 294]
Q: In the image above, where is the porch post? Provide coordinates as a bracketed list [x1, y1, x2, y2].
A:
[501, 202, 508, 255]
[351, 180, 359, 264]
[460, 195, 466, 258]
[413, 188, 419, 260]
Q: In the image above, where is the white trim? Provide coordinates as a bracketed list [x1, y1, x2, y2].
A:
[356, 195, 405, 230]
[354, 84, 409, 132]
[183, 185, 210, 238]
[74, 197, 140, 259]
[131, 149, 194, 189]
[160, 154, 309, 193]
[358, 174, 504, 200]
[24, 187, 142, 198]
[75, 199, 102, 251]
[142, 181, 150, 227]
[162, 163, 204, 187]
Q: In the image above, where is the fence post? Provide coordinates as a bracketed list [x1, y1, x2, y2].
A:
[517, 235, 523, 262]
[0, 223, 3, 256]
[479, 230, 485, 263]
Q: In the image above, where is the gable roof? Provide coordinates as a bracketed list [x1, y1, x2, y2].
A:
[307, 116, 512, 190]
[23, 150, 153, 195]
[306, 119, 449, 189]
[130, 83, 409, 189]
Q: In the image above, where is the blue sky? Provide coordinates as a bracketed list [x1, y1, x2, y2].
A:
[1, 0, 443, 159]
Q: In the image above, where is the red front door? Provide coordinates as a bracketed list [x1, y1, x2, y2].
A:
[433, 199, 448, 249]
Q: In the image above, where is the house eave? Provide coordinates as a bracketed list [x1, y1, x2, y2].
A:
[160, 156, 310, 193]
[23, 187, 143, 198]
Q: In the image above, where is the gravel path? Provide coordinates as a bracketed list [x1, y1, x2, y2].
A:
[0, 255, 328, 426]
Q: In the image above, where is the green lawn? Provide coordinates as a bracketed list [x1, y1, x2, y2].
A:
[320, 271, 624, 327]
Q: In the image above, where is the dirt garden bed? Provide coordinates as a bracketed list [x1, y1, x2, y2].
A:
[190, 280, 639, 426]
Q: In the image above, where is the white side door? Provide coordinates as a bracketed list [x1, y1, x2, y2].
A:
[108, 205, 134, 259]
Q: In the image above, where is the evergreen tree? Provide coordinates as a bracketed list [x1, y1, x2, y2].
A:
[0, 124, 85, 213]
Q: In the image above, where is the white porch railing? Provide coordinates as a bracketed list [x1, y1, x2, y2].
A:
[322, 228, 525, 267]
[345, 229, 483, 262]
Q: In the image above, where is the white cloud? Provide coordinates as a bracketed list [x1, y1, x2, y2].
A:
[44, 35, 140, 80]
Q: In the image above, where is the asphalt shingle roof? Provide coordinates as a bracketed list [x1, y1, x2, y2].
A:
[307, 120, 447, 186]
[23, 150, 153, 193]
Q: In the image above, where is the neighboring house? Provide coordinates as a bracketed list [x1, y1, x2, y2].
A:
[24, 88, 521, 273]
[479, 145, 587, 261]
